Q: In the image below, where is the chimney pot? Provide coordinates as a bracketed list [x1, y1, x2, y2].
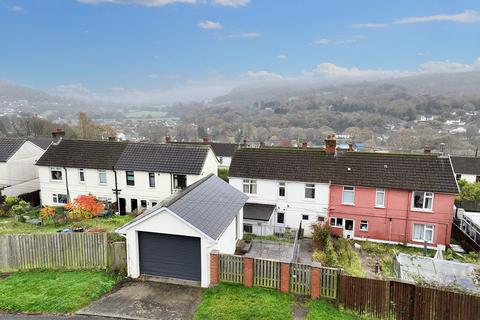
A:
[51, 128, 65, 144]
[348, 142, 354, 152]
[302, 141, 308, 150]
[424, 145, 431, 154]
[325, 133, 337, 155]
[203, 136, 209, 144]
[165, 136, 171, 143]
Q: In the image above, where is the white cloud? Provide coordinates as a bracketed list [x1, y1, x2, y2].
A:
[305, 63, 414, 79]
[313, 35, 366, 45]
[225, 32, 261, 39]
[148, 73, 159, 79]
[395, 9, 480, 24]
[8, 5, 23, 12]
[55, 83, 90, 96]
[277, 54, 287, 60]
[198, 20, 222, 30]
[352, 23, 387, 29]
[77, 0, 196, 7]
[419, 60, 478, 73]
[241, 71, 283, 81]
[212, 0, 249, 7]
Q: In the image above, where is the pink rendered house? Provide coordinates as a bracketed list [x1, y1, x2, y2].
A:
[328, 185, 456, 247]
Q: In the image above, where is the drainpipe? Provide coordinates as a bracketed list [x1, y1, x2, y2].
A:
[63, 167, 70, 203]
[113, 166, 120, 214]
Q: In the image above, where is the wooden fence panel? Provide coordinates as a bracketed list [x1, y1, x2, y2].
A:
[219, 254, 243, 284]
[389, 281, 415, 320]
[320, 267, 338, 299]
[290, 262, 310, 295]
[0, 233, 108, 272]
[253, 258, 280, 289]
[108, 241, 127, 273]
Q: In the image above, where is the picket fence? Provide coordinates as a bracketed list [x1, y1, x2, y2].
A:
[0, 233, 126, 272]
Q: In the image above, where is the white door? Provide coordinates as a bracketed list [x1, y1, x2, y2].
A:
[343, 219, 355, 239]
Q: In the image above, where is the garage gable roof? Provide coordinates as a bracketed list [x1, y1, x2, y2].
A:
[117, 174, 248, 240]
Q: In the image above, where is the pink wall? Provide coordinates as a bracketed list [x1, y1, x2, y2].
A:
[328, 185, 455, 246]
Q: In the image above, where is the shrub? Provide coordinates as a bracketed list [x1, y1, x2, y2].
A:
[10, 201, 34, 217]
[4, 196, 20, 208]
[312, 222, 333, 248]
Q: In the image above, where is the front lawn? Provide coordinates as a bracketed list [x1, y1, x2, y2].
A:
[0, 215, 132, 235]
[0, 270, 121, 313]
[195, 283, 293, 320]
[306, 299, 364, 320]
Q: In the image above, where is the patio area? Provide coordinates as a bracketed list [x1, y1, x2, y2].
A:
[245, 240, 294, 261]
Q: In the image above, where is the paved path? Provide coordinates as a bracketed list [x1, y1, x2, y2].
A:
[0, 315, 119, 320]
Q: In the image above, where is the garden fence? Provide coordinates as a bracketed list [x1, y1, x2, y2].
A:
[290, 262, 310, 295]
[0, 233, 125, 272]
[253, 258, 280, 289]
[219, 254, 243, 284]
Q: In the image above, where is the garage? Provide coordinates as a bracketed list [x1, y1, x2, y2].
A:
[116, 174, 248, 287]
[138, 232, 201, 281]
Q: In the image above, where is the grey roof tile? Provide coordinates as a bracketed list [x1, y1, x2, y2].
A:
[0, 138, 26, 162]
[451, 156, 480, 176]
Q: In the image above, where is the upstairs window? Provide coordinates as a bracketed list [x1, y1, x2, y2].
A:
[174, 174, 187, 190]
[305, 184, 315, 199]
[375, 188, 385, 207]
[149, 173, 156, 188]
[412, 191, 434, 211]
[79, 169, 85, 183]
[126, 171, 135, 186]
[50, 167, 63, 181]
[278, 182, 286, 197]
[98, 170, 107, 184]
[243, 179, 257, 194]
[342, 186, 355, 205]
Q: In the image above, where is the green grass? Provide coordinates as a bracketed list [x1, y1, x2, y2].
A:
[195, 283, 293, 320]
[306, 300, 364, 320]
[0, 270, 121, 313]
[0, 215, 133, 235]
[313, 237, 364, 277]
[218, 168, 229, 182]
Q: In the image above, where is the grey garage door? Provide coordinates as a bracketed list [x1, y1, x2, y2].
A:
[138, 231, 201, 281]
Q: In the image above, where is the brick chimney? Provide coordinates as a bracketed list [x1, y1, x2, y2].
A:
[348, 142, 354, 152]
[325, 134, 337, 155]
[203, 136, 209, 144]
[108, 136, 116, 142]
[165, 136, 171, 143]
[424, 145, 431, 154]
[302, 141, 308, 150]
[242, 139, 248, 147]
[260, 141, 265, 147]
[52, 128, 65, 144]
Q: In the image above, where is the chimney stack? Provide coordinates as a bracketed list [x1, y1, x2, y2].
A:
[424, 145, 431, 154]
[260, 141, 265, 148]
[52, 128, 65, 144]
[302, 141, 308, 150]
[165, 136, 171, 143]
[108, 136, 116, 142]
[203, 136, 209, 144]
[243, 139, 248, 147]
[348, 142, 354, 152]
[325, 134, 337, 155]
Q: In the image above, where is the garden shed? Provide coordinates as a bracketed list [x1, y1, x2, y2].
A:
[116, 174, 247, 287]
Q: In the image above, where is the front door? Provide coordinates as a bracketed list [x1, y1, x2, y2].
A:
[343, 219, 355, 239]
[119, 198, 126, 215]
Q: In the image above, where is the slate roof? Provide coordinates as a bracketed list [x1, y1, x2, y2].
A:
[35, 139, 128, 170]
[243, 203, 275, 221]
[118, 174, 248, 240]
[172, 141, 237, 157]
[450, 156, 480, 176]
[115, 143, 209, 174]
[230, 148, 459, 194]
[27, 137, 53, 150]
[0, 138, 27, 162]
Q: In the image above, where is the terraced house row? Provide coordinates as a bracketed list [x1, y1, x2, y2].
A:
[229, 135, 459, 248]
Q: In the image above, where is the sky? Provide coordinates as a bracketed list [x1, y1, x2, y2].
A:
[0, 0, 479, 103]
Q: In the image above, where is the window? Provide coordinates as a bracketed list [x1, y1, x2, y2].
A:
[174, 174, 187, 190]
[412, 191, 434, 211]
[302, 215, 309, 221]
[151, 201, 158, 207]
[243, 224, 253, 233]
[476, 176, 480, 183]
[413, 224, 434, 243]
[79, 169, 85, 183]
[149, 173, 156, 188]
[455, 174, 461, 180]
[360, 220, 368, 231]
[98, 170, 107, 184]
[140, 200, 147, 208]
[126, 171, 135, 186]
[50, 167, 63, 181]
[52, 193, 67, 204]
[305, 184, 315, 199]
[330, 217, 343, 227]
[342, 186, 355, 204]
[243, 179, 257, 194]
[375, 188, 385, 207]
[278, 182, 286, 197]
[277, 212, 285, 224]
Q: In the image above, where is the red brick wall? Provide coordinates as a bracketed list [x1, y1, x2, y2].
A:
[209, 250, 219, 286]
[280, 262, 290, 293]
[244, 257, 253, 288]
[310, 266, 321, 299]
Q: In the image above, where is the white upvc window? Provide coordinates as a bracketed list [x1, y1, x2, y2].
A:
[243, 179, 257, 195]
[305, 184, 315, 199]
[412, 191, 434, 211]
[278, 182, 286, 197]
[360, 220, 368, 231]
[375, 188, 385, 207]
[52, 193, 68, 204]
[342, 186, 355, 205]
[78, 168, 85, 183]
[329, 217, 343, 227]
[98, 170, 107, 184]
[50, 167, 63, 181]
[412, 224, 434, 243]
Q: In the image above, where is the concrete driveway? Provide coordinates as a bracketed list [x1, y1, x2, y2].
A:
[77, 281, 203, 320]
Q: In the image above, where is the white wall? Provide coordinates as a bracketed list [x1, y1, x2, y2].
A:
[218, 156, 232, 167]
[459, 174, 477, 184]
[123, 207, 240, 288]
[0, 141, 45, 191]
[230, 177, 329, 236]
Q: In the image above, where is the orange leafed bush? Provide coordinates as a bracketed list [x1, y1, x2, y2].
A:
[39, 206, 56, 219]
[65, 195, 104, 220]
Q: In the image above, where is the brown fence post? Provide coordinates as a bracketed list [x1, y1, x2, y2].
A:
[210, 250, 220, 286]
[280, 260, 290, 293]
[244, 257, 254, 288]
[310, 262, 322, 299]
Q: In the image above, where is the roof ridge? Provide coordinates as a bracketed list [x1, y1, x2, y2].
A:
[162, 173, 215, 208]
